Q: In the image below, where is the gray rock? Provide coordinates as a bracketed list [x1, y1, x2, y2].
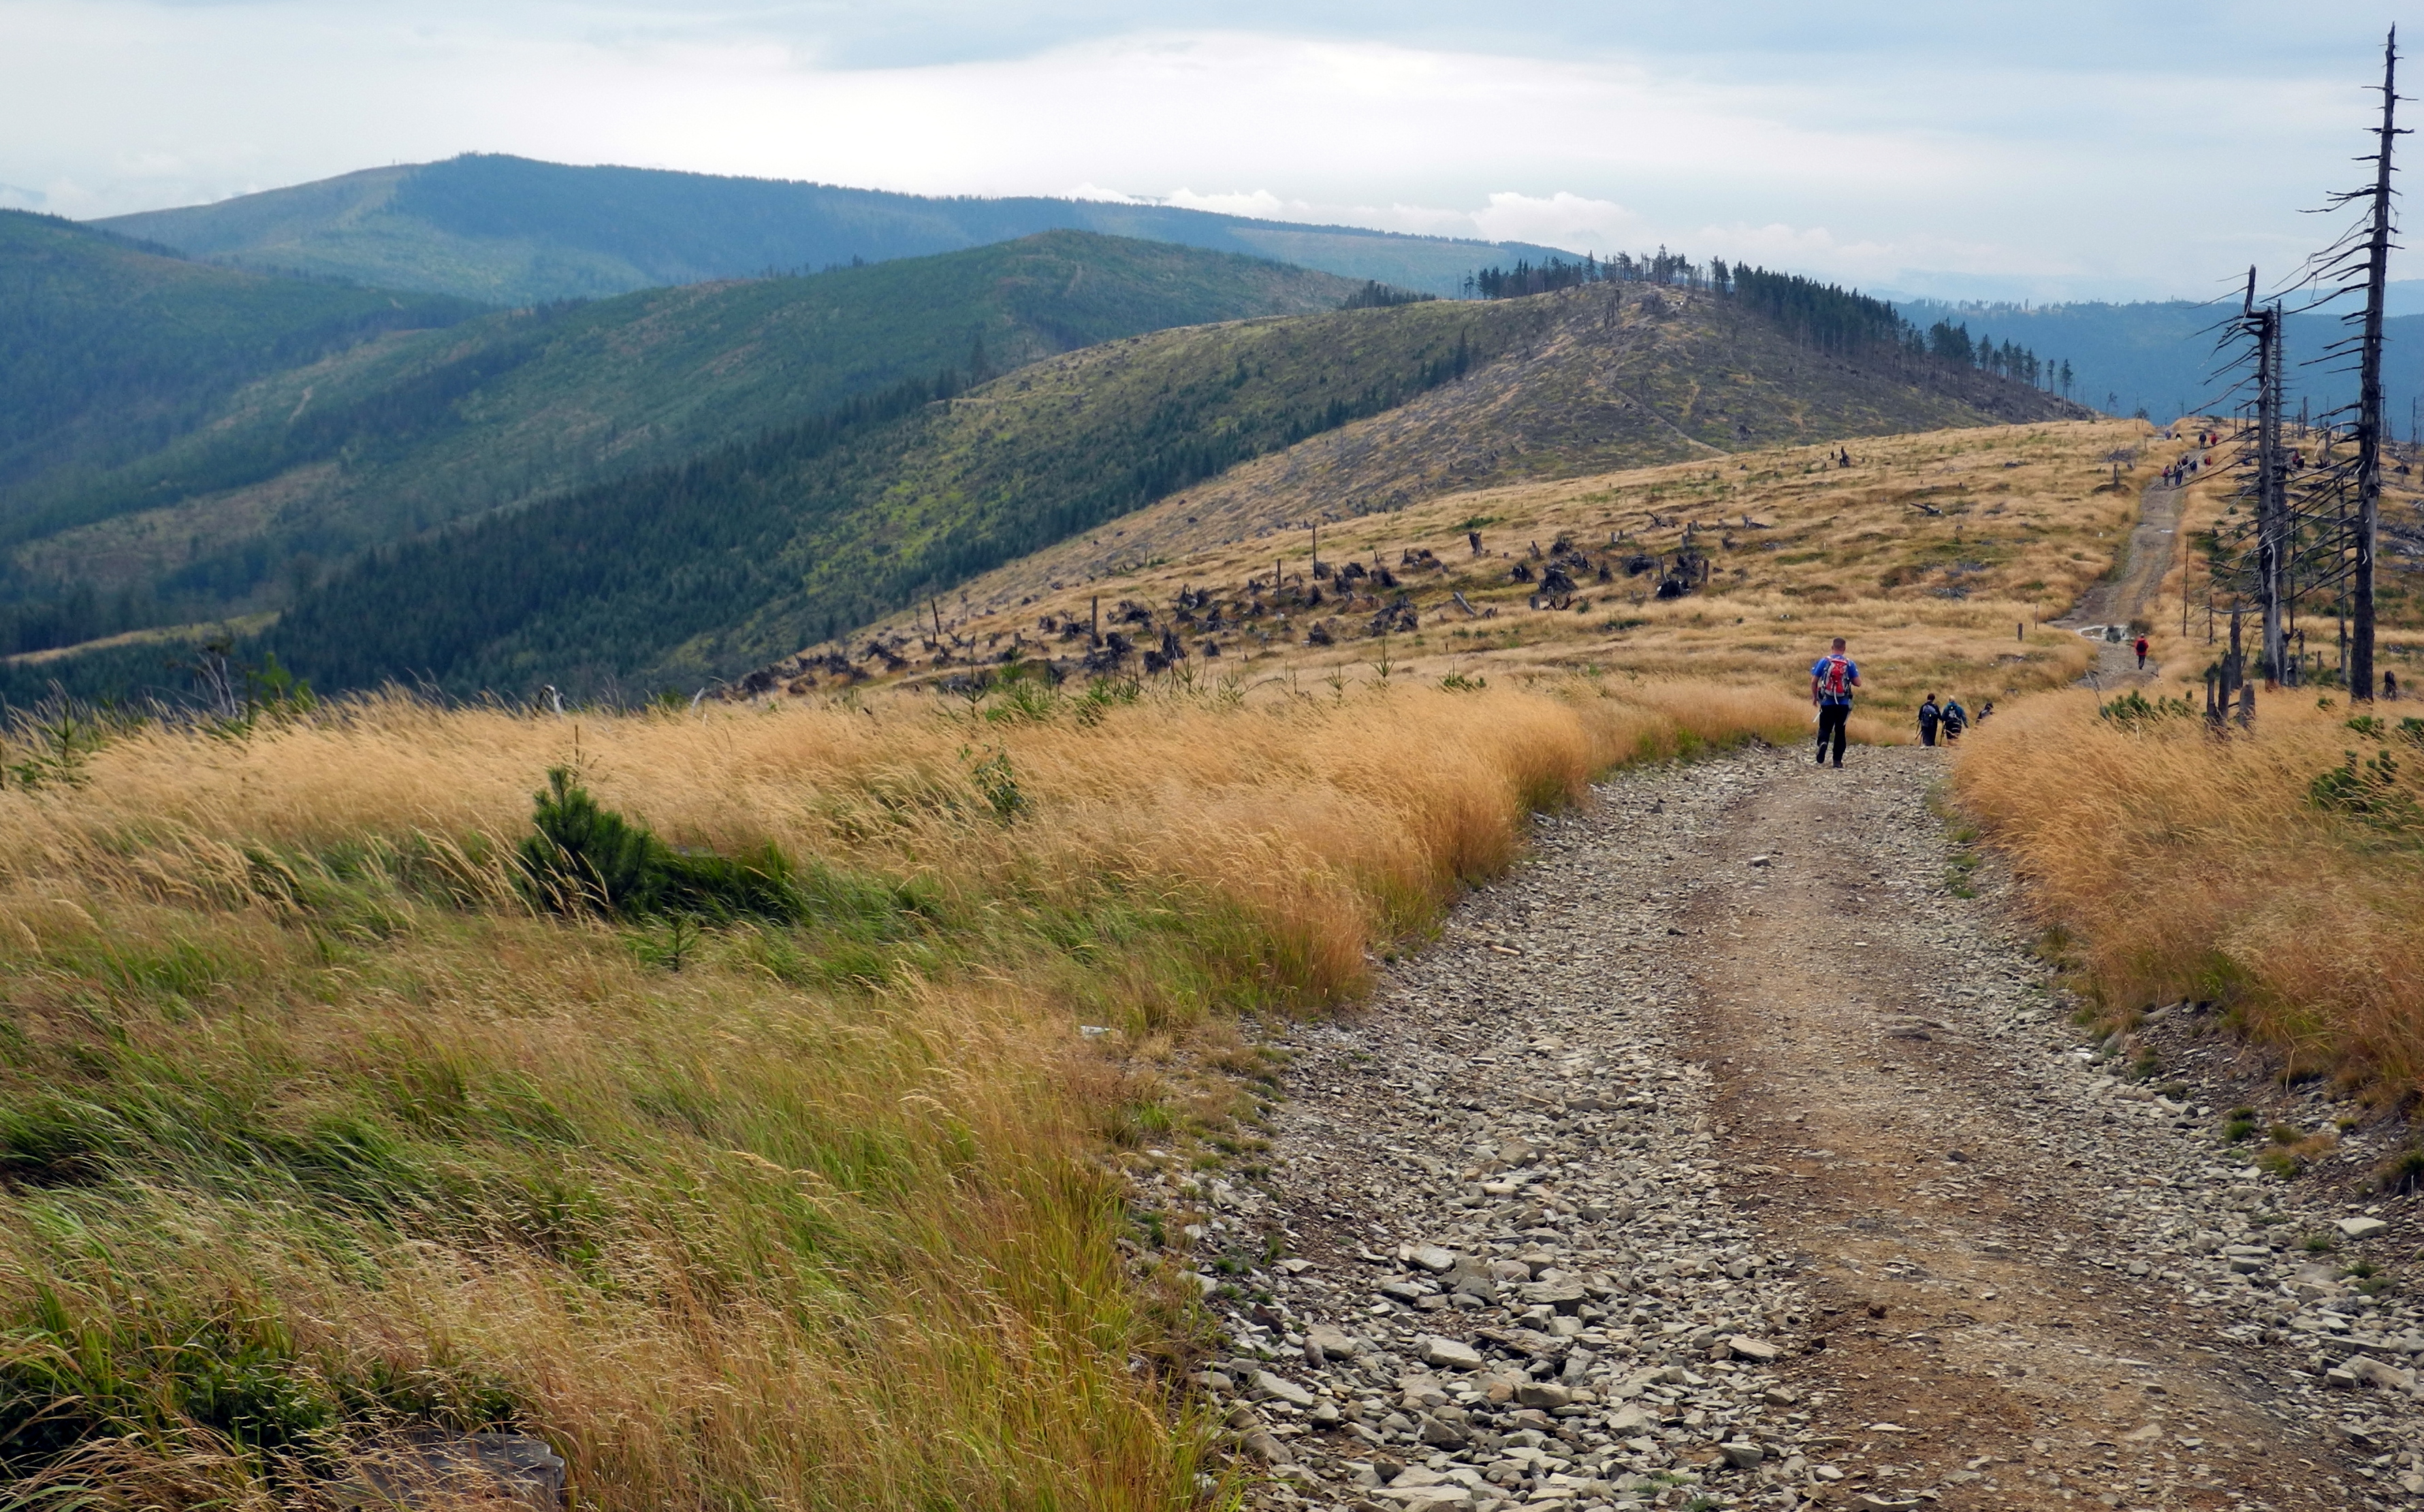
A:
[1304, 1325, 1360, 1362]
[1410, 1245, 1458, 1273]
[2337, 1216, 2391, 1240]
[344, 1431, 567, 1511]
[1720, 1441, 1765, 1468]
[1254, 1370, 1318, 1408]
[1422, 1336, 1486, 1371]
[1241, 1430, 1294, 1465]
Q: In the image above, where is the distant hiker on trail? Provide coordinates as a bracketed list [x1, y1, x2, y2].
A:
[1837, 448, 1852, 468]
[1917, 694, 1943, 747]
[1809, 637, 1861, 768]
[1940, 697, 1968, 745]
[2387, 670, 2401, 700]
[2134, 634, 2150, 670]
[1978, 701, 1995, 723]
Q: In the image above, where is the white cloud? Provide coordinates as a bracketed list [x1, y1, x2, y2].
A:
[0, 4, 2404, 298]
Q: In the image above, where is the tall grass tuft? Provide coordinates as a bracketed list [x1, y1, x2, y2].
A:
[0, 679, 1792, 1508]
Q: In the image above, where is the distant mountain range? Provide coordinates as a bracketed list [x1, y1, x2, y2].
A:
[91, 153, 2424, 434]
[1896, 295, 2424, 430]
[95, 154, 1567, 306]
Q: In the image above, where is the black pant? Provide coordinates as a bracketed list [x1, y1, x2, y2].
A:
[1815, 703, 1849, 765]
[1919, 722, 1938, 747]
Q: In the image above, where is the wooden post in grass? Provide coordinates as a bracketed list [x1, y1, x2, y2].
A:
[2229, 607, 2245, 704]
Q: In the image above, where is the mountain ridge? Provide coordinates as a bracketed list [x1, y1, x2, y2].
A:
[0, 229, 1364, 660]
[97, 154, 1571, 306]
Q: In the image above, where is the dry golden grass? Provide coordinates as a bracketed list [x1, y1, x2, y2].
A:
[1958, 690, 2424, 1098]
[1949, 423, 2424, 1118]
[799, 419, 2159, 731]
[0, 678, 1798, 1507]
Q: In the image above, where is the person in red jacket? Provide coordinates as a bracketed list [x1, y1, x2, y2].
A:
[2134, 634, 2150, 671]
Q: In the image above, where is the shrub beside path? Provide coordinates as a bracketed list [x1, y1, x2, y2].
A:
[1197, 741, 2421, 1511]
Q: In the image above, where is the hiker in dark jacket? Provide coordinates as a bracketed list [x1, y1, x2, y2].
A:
[1917, 694, 1943, 747]
[1939, 697, 1968, 744]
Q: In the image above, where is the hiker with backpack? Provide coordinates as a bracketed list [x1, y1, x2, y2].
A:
[2134, 634, 2150, 671]
[1808, 637, 1861, 767]
[1917, 694, 1943, 747]
[1939, 697, 1968, 745]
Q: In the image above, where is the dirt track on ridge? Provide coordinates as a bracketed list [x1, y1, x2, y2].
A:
[1179, 479, 2424, 1512]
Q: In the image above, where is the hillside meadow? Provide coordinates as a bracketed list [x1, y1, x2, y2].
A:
[0, 677, 1804, 1508]
[778, 419, 2160, 733]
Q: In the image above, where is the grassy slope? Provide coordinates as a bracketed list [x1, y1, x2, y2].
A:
[0, 680, 1804, 1508]
[914, 282, 2089, 608]
[0, 210, 479, 494]
[97, 154, 1563, 304]
[3, 233, 1361, 639]
[794, 418, 2148, 736]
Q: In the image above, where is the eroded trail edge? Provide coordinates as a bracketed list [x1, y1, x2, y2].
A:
[1193, 746, 2422, 1512]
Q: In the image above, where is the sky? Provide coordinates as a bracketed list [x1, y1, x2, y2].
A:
[0, 1, 2411, 302]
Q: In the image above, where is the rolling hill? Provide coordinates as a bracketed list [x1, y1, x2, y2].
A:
[0, 210, 479, 499]
[919, 278, 2090, 610]
[0, 231, 1363, 658]
[253, 277, 2083, 701]
[96, 153, 1568, 306]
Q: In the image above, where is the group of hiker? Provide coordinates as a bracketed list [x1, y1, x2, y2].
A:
[1808, 637, 1990, 766]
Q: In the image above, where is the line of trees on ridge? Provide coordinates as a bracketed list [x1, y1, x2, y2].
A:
[1461, 250, 2078, 401]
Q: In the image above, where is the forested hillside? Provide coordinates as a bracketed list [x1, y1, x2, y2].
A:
[0, 232, 1360, 660]
[97, 153, 1566, 304]
[0, 210, 478, 496]
[262, 302, 1493, 695]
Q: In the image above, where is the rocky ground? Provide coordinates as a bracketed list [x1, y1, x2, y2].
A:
[1143, 741, 2424, 1512]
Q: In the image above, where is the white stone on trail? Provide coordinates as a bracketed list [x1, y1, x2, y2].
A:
[1420, 1336, 1486, 1371]
[2337, 1215, 2391, 1240]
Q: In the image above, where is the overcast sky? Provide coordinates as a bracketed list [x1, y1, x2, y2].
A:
[0, 1, 2410, 301]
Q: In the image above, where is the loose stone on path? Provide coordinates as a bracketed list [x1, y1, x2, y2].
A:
[1150, 746, 2423, 1511]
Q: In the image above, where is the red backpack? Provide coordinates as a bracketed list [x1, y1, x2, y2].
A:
[1817, 655, 1853, 700]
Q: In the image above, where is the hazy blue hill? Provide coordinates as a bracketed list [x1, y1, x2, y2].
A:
[1895, 295, 2424, 425]
[0, 209, 480, 492]
[0, 231, 1362, 658]
[96, 154, 1566, 304]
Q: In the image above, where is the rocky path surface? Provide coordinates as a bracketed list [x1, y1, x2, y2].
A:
[1173, 744, 2424, 1512]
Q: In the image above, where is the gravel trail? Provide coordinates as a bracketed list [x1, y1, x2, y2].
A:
[1179, 743, 2424, 1512]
